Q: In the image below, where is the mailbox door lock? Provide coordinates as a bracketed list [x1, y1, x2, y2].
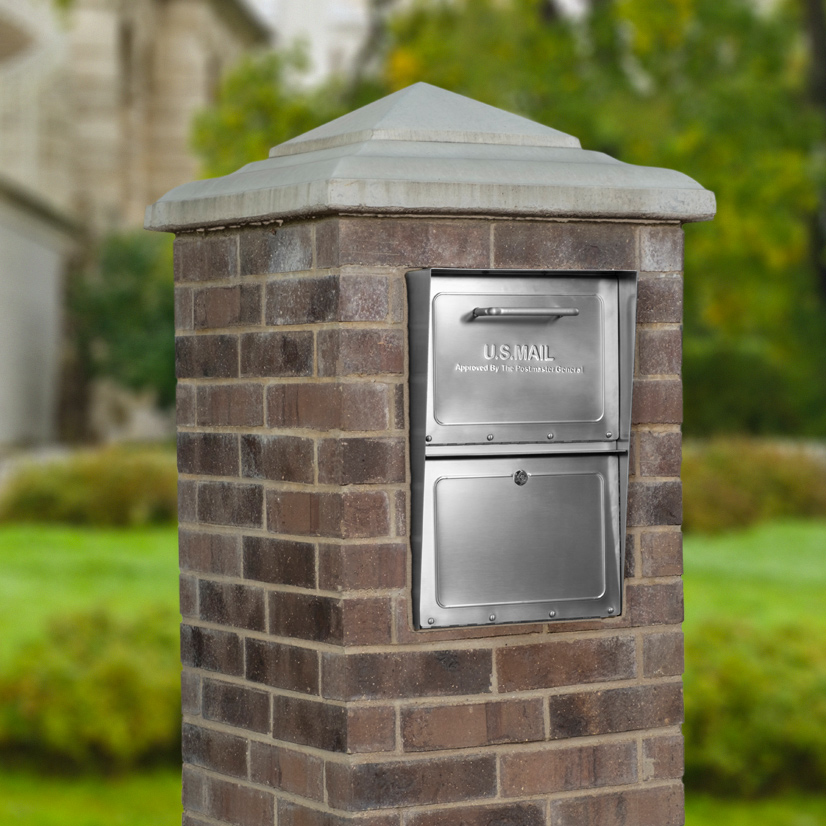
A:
[513, 469, 529, 486]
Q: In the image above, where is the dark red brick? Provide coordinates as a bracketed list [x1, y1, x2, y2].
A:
[501, 740, 637, 796]
[250, 742, 324, 800]
[174, 233, 237, 283]
[643, 733, 684, 781]
[317, 329, 404, 377]
[278, 801, 399, 826]
[175, 287, 194, 331]
[245, 637, 319, 695]
[638, 328, 682, 376]
[180, 529, 242, 577]
[550, 783, 684, 826]
[637, 275, 683, 323]
[402, 699, 544, 752]
[318, 438, 406, 485]
[202, 678, 270, 733]
[407, 803, 544, 826]
[195, 284, 261, 328]
[632, 379, 682, 424]
[346, 705, 396, 753]
[496, 636, 636, 692]
[338, 274, 391, 321]
[177, 383, 195, 426]
[640, 530, 683, 577]
[180, 574, 197, 617]
[240, 331, 313, 377]
[317, 218, 490, 269]
[241, 434, 314, 483]
[181, 625, 242, 676]
[204, 775, 274, 826]
[640, 225, 684, 273]
[198, 579, 266, 632]
[326, 754, 496, 811]
[178, 432, 238, 476]
[267, 490, 390, 539]
[267, 382, 392, 431]
[181, 669, 201, 715]
[548, 682, 683, 739]
[644, 630, 684, 678]
[273, 695, 347, 751]
[197, 383, 264, 427]
[182, 765, 206, 813]
[627, 480, 682, 526]
[625, 533, 636, 578]
[638, 430, 682, 477]
[318, 542, 406, 591]
[322, 649, 493, 701]
[240, 224, 313, 275]
[626, 581, 684, 626]
[494, 221, 637, 270]
[267, 275, 340, 324]
[182, 723, 247, 778]
[243, 535, 315, 588]
[176, 335, 238, 379]
[198, 481, 263, 528]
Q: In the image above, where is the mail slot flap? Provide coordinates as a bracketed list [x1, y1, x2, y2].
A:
[425, 274, 620, 444]
[415, 453, 622, 628]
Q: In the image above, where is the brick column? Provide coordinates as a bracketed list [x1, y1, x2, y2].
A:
[175, 215, 686, 826]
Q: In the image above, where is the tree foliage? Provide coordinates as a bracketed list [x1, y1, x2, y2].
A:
[193, 0, 826, 435]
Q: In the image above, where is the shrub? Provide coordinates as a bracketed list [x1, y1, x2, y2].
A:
[682, 439, 826, 534]
[0, 445, 177, 527]
[685, 620, 826, 796]
[0, 608, 180, 772]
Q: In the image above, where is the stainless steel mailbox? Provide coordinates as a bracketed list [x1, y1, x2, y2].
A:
[408, 269, 638, 629]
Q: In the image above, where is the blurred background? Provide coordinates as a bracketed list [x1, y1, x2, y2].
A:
[0, 0, 825, 823]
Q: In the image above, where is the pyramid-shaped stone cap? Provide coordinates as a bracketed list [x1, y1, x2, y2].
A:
[146, 82, 715, 231]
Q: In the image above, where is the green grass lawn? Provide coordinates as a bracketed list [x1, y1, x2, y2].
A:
[687, 794, 826, 826]
[0, 525, 178, 668]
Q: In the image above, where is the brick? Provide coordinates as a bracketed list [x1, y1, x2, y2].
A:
[267, 275, 340, 324]
[638, 327, 682, 376]
[178, 432, 238, 476]
[640, 530, 683, 577]
[243, 535, 315, 588]
[175, 286, 194, 331]
[267, 382, 392, 431]
[267, 490, 390, 539]
[176, 335, 238, 379]
[241, 224, 313, 275]
[278, 802, 399, 826]
[180, 574, 197, 617]
[177, 383, 195, 425]
[318, 542, 406, 591]
[318, 438, 406, 485]
[203, 678, 270, 733]
[250, 741, 324, 800]
[195, 284, 261, 328]
[402, 699, 544, 752]
[198, 481, 263, 528]
[181, 625, 243, 676]
[393, 490, 406, 537]
[317, 329, 404, 377]
[182, 723, 247, 778]
[625, 533, 636, 578]
[644, 631, 684, 678]
[269, 593, 392, 645]
[246, 638, 319, 695]
[199, 579, 266, 632]
[626, 581, 684, 626]
[494, 221, 637, 270]
[182, 764, 206, 812]
[406, 803, 544, 826]
[180, 529, 241, 576]
[326, 754, 496, 811]
[273, 695, 347, 751]
[638, 430, 682, 477]
[174, 233, 237, 283]
[346, 705, 396, 753]
[496, 636, 636, 692]
[322, 649, 493, 701]
[393, 384, 405, 429]
[338, 274, 391, 321]
[548, 682, 683, 739]
[637, 275, 683, 323]
[182, 816, 212, 826]
[204, 775, 274, 826]
[182, 669, 201, 715]
[240, 331, 314, 377]
[627, 480, 682, 526]
[317, 217, 490, 268]
[550, 783, 684, 826]
[197, 383, 264, 427]
[501, 740, 637, 796]
[632, 379, 682, 424]
[640, 225, 684, 273]
[643, 733, 684, 781]
[241, 434, 314, 484]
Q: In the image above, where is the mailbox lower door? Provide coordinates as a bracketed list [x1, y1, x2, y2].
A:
[415, 454, 622, 628]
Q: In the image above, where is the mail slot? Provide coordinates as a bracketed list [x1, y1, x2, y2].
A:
[407, 269, 638, 629]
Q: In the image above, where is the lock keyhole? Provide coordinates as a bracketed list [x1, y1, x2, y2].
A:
[513, 469, 529, 486]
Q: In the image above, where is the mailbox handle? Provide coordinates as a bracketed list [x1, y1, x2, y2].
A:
[472, 307, 580, 318]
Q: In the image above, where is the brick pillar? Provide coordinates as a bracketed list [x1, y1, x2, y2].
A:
[174, 215, 686, 826]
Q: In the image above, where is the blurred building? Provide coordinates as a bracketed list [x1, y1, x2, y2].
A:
[0, 0, 269, 446]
